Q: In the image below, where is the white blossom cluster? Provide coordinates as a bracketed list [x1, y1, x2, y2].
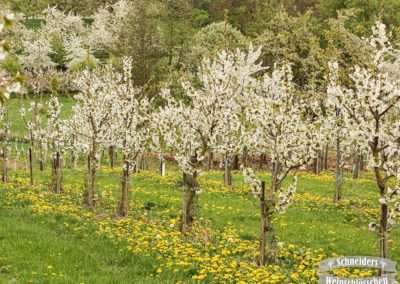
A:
[88, 0, 131, 51]
[155, 88, 204, 176]
[0, 11, 21, 100]
[239, 62, 320, 213]
[109, 57, 153, 166]
[0, 12, 14, 61]
[155, 46, 264, 176]
[20, 101, 47, 151]
[328, 22, 400, 231]
[46, 96, 67, 153]
[17, 7, 96, 71]
[277, 177, 297, 213]
[0, 103, 11, 148]
[381, 186, 400, 230]
[211, 46, 264, 157]
[242, 167, 298, 213]
[322, 61, 366, 167]
[154, 44, 319, 212]
[242, 167, 262, 197]
[248, 64, 320, 177]
[66, 66, 116, 157]
[65, 56, 152, 171]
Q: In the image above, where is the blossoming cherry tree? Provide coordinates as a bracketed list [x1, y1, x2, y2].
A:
[328, 22, 400, 258]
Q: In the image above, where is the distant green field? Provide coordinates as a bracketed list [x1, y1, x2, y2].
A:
[7, 96, 75, 139]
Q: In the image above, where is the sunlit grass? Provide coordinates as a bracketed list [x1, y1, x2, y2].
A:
[0, 163, 399, 283]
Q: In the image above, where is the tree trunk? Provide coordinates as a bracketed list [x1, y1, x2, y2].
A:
[98, 150, 103, 169]
[109, 146, 115, 169]
[223, 153, 232, 186]
[315, 149, 323, 174]
[180, 171, 198, 233]
[259, 181, 277, 266]
[136, 154, 147, 172]
[2, 146, 8, 183]
[374, 166, 389, 259]
[159, 155, 166, 176]
[312, 157, 318, 174]
[334, 137, 343, 202]
[141, 154, 147, 171]
[50, 151, 63, 194]
[28, 147, 33, 186]
[39, 147, 44, 172]
[359, 154, 365, 171]
[118, 159, 130, 217]
[232, 154, 240, 170]
[323, 144, 329, 170]
[84, 150, 97, 208]
[242, 147, 248, 168]
[379, 201, 389, 259]
[207, 151, 214, 170]
[70, 150, 76, 169]
[258, 154, 265, 170]
[352, 152, 360, 179]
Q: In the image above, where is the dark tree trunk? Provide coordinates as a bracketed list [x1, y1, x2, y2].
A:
[352, 152, 360, 179]
[50, 151, 63, 194]
[2, 146, 8, 183]
[70, 150, 76, 169]
[370, 117, 389, 260]
[359, 154, 365, 171]
[223, 153, 232, 186]
[374, 164, 389, 260]
[259, 181, 277, 266]
[159, 154, 166, 176]
[379, 200, 389, 259]
[39, 160, 44, 171]
[258, 154, 265, 170]
[207, 151, 214, 170]
[232, 154, 240, 170]
[323, 144, 329, 170]
[241, 148, 248, 168]
[109, 146, 115, 169]
[83, 149, 97, 208]
[118, 159, 130, 217]
[28, 147, 33, 186]
[180, 171, 199, 233]
[1, 108, 9, 183]
[374, 166, 389, 260]
[39, 151, 44, 172]
[137, 154, 147, 172]
[334, 137, 343, 202]
[312, 157, 318, 174]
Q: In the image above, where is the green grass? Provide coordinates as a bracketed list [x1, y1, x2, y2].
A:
[4, 164, 400, 258]
[1, 162, 400, 282]
[0, 193, 186, 284]
[7, 96, 74, 139]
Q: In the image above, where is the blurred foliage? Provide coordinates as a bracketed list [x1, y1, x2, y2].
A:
[3, 0, 400, 99]
[185, 21, 249, 71]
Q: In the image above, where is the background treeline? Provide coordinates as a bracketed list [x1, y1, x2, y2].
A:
[4, 0, 400, 96]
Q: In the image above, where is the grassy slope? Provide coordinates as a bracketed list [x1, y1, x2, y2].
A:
[1, 167, 400, 283]
[0, 195, 183, 284]
[5, 165, 400, 259]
